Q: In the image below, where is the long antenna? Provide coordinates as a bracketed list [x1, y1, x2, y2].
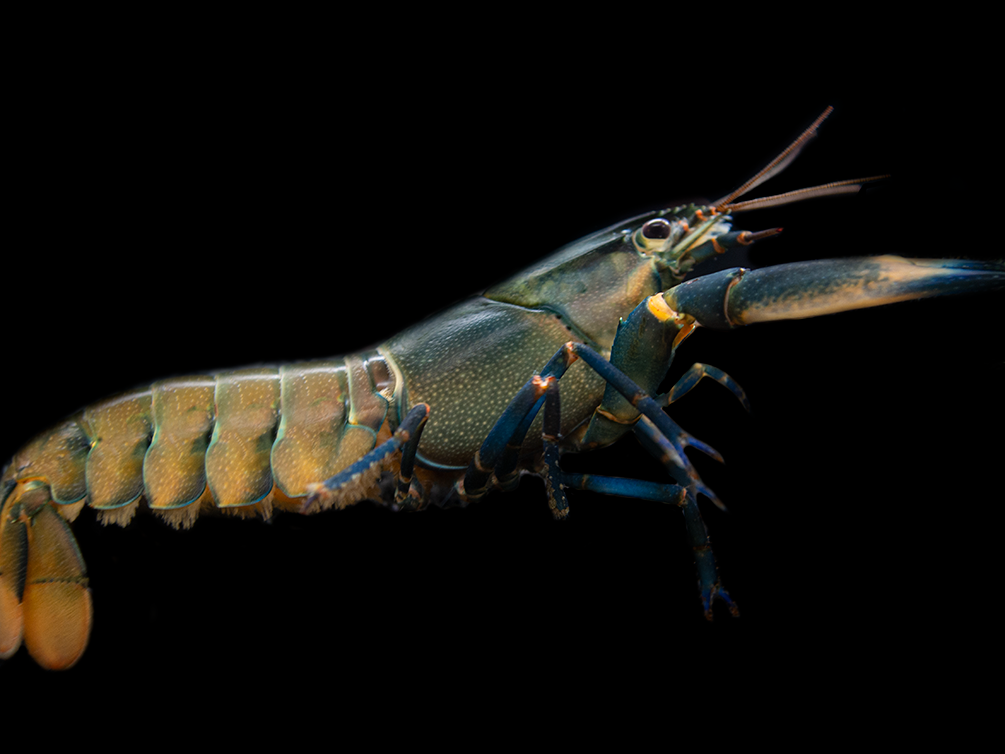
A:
[714, 106, 834, 211]
[724, 175, 890, 213]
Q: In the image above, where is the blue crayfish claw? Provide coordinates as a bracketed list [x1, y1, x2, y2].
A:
[664, 256, 1005, 330]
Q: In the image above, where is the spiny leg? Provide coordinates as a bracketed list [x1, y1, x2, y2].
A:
[541, 379, 569, 518]
[460, 294, 747, 616]
[460, 334, 739, 616]
[540, 378, 688, 514]
[462, 333, 733, 506]
[304, 403, 430, 512]
[641, 363, 752, 511]
[462, 346, 578, 501]
[632, 416, 723, 511]
[571, 344, 727, 472]
[678, 486, 739, 619]
[631, 417, 737, 615]
[394, 404, 431, 509]
[663, 363, 751, 412]
[463, 336, 726, 503]
[540, 376, 737, 617]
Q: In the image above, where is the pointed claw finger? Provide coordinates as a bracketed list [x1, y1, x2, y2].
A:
[699, 583, 739, 619]
[683, 434, 724, 464]
[695, 481, 727, 512]
[702, 584, 740, 619]
[703, 365, 751, 412]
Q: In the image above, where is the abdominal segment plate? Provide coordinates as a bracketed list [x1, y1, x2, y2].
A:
[143, 377, 216, 510]
[83, 392, 153, 510]
[205, 369, 280, 507]
[271, 362, 349, 498]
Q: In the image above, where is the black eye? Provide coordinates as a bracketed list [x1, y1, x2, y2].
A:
[642, 218, 672, 239]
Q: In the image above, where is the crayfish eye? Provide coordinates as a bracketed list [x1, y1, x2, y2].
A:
[633, 217, 677, 255]
[641, 218, 672, 239]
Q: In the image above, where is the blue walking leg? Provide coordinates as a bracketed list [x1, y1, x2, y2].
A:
[304, 403, 430, 512]
[663, 363, 751, 412]
[538, 368, 737, 617]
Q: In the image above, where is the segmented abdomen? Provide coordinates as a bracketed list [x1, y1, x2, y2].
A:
[1, 354, 393, 529]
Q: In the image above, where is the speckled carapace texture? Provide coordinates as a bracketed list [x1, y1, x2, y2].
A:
[384, 298, 607, 468]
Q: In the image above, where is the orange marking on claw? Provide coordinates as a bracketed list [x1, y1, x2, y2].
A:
[647, 294, 676, 322]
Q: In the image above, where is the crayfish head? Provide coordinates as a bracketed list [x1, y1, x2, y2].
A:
[485, 215, 665, 351]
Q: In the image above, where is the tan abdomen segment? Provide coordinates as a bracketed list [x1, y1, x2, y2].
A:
[4, 358, 388, 524]
[0, 357, 388, 669]
[271, 358, 385, 500]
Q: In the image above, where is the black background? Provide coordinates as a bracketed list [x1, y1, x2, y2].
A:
[3, 69, 1000, 707]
